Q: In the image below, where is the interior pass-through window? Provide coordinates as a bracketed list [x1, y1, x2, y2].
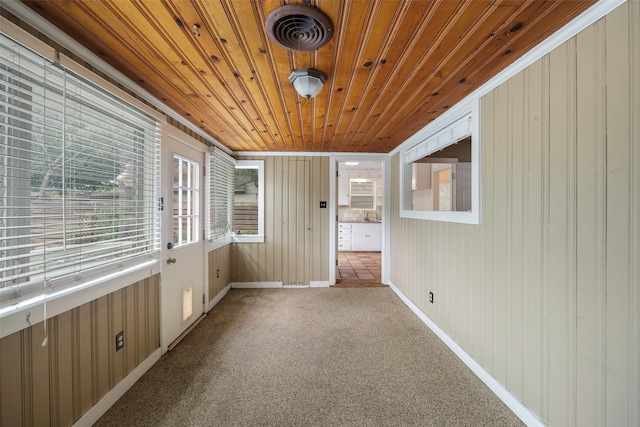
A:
[400, 102, 480, 224]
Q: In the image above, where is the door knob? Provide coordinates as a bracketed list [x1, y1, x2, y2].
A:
[167, 257, 177, 264]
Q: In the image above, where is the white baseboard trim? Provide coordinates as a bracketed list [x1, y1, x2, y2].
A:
[229, 282, 330, 289]
[388, 281, 544, 427]
[230, 281, 283, 289]
[206, 284, 231, 312]
[310, 281, 331, 288]
[72, 347, 162, 427]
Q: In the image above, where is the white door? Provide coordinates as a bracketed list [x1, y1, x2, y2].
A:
[456, 162, 472, 212]
[283, 159, 311, 285]
[338, 175, 349, 206]
[161, 135, 205, 353]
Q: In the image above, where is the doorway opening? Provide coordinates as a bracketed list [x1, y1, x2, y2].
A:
[335, 161, 383, 287]
[335, 251, 384, 287]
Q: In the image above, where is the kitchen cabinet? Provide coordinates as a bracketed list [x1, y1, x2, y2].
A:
[369, 169, 382, 179]
[338, 223, 352, 250]
[349, 169, 371, 179]
[350, 222, 381, 251]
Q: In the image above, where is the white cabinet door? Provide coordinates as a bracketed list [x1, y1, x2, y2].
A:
[351, 228, 368, 251]
[350, 223, 381, 251]
[368, 226, 381, 251]
[350, 169, 370, 179]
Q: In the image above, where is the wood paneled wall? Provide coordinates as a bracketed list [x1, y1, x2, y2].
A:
[389, 3, 639, 426]
[209, 244, 231, 299]
[232, 156, 330, 285]
[0, 275, 160, 426]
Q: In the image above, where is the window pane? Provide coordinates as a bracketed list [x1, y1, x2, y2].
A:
[172, 154, 199, 247]
[410, 137, 471, 212]
[234, 167, 259, 235]
[173, 156, 180, 185]
[207, 148, 234, 240]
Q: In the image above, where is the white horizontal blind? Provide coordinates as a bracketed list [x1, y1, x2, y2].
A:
[207, 147, 234, 241]
[0, 33, 160, 302]
[350, 180, 376, 209]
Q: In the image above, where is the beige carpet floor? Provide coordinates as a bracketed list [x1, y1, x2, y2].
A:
[95, 288, 524, 426]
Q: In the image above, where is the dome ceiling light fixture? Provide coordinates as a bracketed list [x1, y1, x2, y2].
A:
[289, 68, 326, 99]
[265, 4, 333, 51]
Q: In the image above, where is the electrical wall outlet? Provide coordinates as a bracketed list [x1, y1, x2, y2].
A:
[115, 331, 124, 351]
[429, 292, 434, 303]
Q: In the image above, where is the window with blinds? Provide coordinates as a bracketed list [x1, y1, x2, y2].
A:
[349, 179, 376, 210]
[207, 147, 235, 241]
[0, 33, 160, 303]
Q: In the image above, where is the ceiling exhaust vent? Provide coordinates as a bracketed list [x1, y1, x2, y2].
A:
[265, 4, 333, 51]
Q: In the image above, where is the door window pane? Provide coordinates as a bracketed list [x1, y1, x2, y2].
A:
[172, 155, 199, 247]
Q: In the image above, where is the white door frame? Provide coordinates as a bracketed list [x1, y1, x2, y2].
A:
[160, 126, 208, 354]
[329, 155, 390, 285]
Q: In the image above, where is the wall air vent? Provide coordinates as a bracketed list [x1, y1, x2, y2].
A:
[265, 4, 333, 51]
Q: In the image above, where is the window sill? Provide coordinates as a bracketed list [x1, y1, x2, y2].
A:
[208, 235, 234, 251]
[0, 257, 161, 339]
[233, 235, 265, 243]
[400, 209, 480, 225]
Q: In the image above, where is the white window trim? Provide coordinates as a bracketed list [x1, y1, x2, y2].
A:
[233, 160, 264, 243]
[0, 19, 164, 337]
[400, 99, 481, 224]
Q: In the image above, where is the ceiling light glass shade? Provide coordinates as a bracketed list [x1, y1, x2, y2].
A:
[289, 68, 327, 99]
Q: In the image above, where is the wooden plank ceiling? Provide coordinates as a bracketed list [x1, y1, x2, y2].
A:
[22, 0, 596, 153]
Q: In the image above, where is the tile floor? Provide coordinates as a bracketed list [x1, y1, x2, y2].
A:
[337, 251, 381, 280]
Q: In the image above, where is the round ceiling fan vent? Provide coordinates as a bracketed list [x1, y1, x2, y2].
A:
[265, 4, 333, 51]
